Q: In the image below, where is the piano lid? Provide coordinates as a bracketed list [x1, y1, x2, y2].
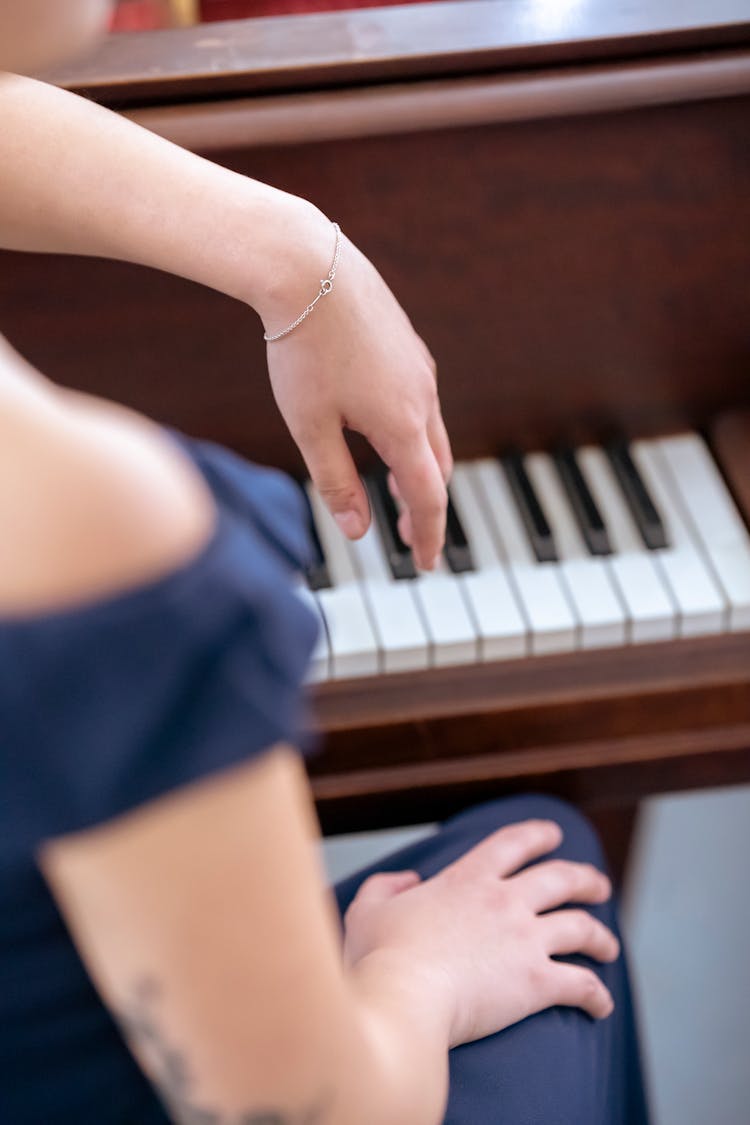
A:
[42, 0, 750, 107]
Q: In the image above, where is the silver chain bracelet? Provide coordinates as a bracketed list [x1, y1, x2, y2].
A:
[263, 221, 343, 343]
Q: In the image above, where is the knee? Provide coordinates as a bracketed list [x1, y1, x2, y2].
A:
[520, 794, 607, 872]
[445, 793, 607, 873]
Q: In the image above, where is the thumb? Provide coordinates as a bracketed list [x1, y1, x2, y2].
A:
[303, 426, 370, 539]
[353, 870, 422, 907]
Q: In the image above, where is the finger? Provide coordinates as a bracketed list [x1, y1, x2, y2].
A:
[301, 425, 370, 539]
[510, 859, 611, 914]
[540, 910, 620, 963]
[427, 402, 453, 484]
[387, 416, 451, 545]
[446, 819, 563, 881]
[398, 508, 413, 549]
[385, 435, 447, 569]
[348, 870, 421, 909]
[387, 470, 402, 504]
[416, 335, 438, 379]
[549, 963, 615, 1020]
[386, 471, 415, 548]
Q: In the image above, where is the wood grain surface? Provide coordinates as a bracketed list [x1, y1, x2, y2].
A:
[44, 0, 750, 105]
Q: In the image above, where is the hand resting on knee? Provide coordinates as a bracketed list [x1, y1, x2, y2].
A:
[344, 817, 619, 1049]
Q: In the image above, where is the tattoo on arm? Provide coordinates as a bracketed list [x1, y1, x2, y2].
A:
[115, 977, 329, 1125]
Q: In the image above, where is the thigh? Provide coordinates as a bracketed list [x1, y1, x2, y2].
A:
[333, 794, 650, 1125]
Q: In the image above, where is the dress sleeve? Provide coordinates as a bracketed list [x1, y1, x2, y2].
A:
[167, 431, 314, 576]
[0, 489, 319, 870]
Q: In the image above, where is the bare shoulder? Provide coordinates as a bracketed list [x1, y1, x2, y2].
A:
[0, 345, 215, 617]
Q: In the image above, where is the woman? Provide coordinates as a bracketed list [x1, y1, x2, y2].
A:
[0, 3, 648, 1122]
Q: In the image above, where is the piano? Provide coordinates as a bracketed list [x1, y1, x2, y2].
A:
[300, 434, 750, 682]
[3, 0, 749, 873]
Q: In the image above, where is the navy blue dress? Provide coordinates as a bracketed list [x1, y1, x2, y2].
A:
[0, 434, 649, 1124]
[0, 435, 319, 1124]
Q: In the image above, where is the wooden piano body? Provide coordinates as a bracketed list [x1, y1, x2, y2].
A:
[3, 0, 749, 863]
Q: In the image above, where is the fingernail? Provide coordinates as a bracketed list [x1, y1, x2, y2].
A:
[334, 510, 364, 538]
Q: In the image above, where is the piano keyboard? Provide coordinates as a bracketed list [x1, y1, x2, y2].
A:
[297, 432, 750, 681]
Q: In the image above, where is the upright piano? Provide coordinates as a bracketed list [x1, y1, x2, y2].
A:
[4, 0, 750, 871]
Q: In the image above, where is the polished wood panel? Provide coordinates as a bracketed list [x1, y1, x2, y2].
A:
[713, 412, 750, 524]
[44, 0, 750, 106]
[309, 635, 750, 828]
[123, 51, 750, 150]
[3, 96, 748, 467]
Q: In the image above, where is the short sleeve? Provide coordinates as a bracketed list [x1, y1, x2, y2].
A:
[169, 431, 314, 574]
[0, 460, 320, 870]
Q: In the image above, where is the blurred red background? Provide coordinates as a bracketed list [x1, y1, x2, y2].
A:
[110, 0, 424, 29]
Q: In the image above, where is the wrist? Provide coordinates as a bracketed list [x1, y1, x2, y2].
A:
[350, 948, 453, 1055]
[349, 951, 450, 1125]
[240, 187, 335, 334]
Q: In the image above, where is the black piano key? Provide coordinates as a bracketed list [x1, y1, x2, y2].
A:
[554, 448, 612, 556]
[501, 450, 558, 563]
[366, 470, 417, 580]
[606, 441, 669, 551]
[299, 485, 332, 590]
[444, 489, 474, 573]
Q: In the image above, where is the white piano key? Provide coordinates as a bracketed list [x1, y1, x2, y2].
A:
[471, 459, 578, 655]
[295, 584, 330, 682]
[631, 441, 727, 637]
[658, 433, 749, 548]
[525, 453, 626, 649]
[576, 447, 677, 643]
[305, 485, 359, 585]
[411, 563, 479, 667]
[346, 517, 430, 674]
[450, 465, 527, 660]
[703, 547, 750, 631]
[473, 459, 535, 563]
[359, 473, 479, 668]
[451, 466, 506, 571]
[305, 485, 380, 678]
[315, 587, 379, 679]
[658, 434, 750, 631]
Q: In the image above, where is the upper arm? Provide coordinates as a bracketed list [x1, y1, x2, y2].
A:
[0, 378, 216, 617]
[39, 745, 348, 1122]
[2, 378, 359, 1119]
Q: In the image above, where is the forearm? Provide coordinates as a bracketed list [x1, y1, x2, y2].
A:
[104, 920, 450, 1125]
[41, 743, 450, 1125]
[0, 73, 329, 327]
[110, 968, 449, 1125]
